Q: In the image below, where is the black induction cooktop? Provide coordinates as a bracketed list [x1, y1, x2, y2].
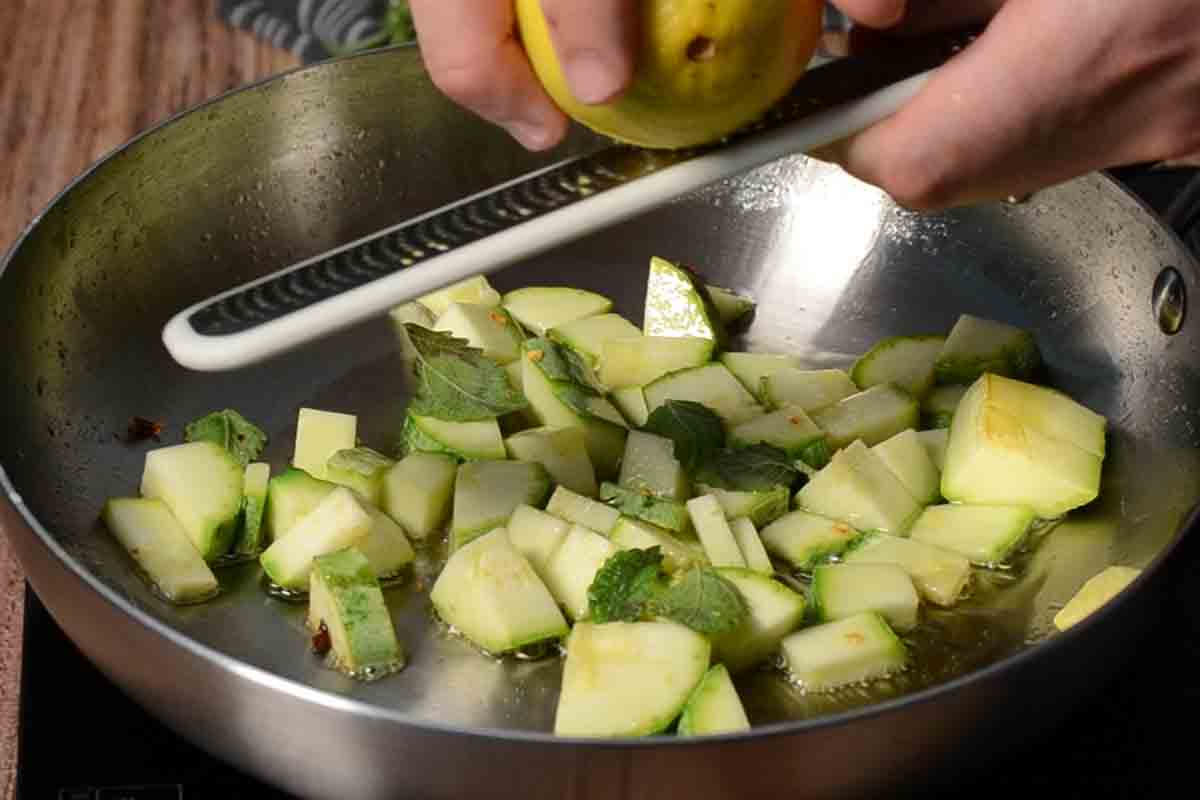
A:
[15, 166, 1200, 800]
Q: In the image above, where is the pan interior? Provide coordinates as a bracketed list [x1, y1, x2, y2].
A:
[2, 47, 1199, 735]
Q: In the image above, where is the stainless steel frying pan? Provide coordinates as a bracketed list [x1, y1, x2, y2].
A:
[3, 45, 1200, 800]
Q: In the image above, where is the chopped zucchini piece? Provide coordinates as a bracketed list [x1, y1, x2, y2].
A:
[380, 452, 457, 539]
[812, 563, 920, 632]
[696, 484, 791, 529]
[610, 517, 707, 573]
[140, 440, 244, 562]
[644, 363, 758, 422]
[922, 384, 968, 430]
[326, 446, 395, 506]
[795, 441, 921, 535]
[781, 612, 907, 692]
[759, 510, 860, 571]
[761, 368, 858, 413]
[619, 430, 690, 500]
[450, 461, 552, 550]
[974, 373, 1106, 458]
[712, 568, 806, 673]
[308, 547, 404, 675]
[610, 386, 651, 427]
[1053, 566, 1142, 631]
[872, 429, 941, 506]
[506, 504, 571, 578]
[505, 425, 598, 497]
[729, 405, 829, 467]
[554, 620, 711, 737]
[851, 335, 946, 398]
[356, 506, 417, 579]
[843, 533, 971, 607]
[259, 487, 372, 590]
[601, 483, 691, 533]
[730, 517, 773, 575]
[677, 664, 750, 736]
[237, 462, 271, 556]
[522, 342, 628, 479]
[935, 314, 1041, 384]
[293, 408, 357, 480]
[908, 503, 1035, 565]
[502, 286, 612, 335]
[545, 486, 621, 534]
[811, 384, 920, 450]
[941, 374, 1105, 518]
[549, 313, 641, 366]
[598, 335, 713, 389]
[265, 468, 336, 542]
[433, 302, 524, 365]
[706, 285, 756, 328]
[542, 524, 618, 620]
[102, 498, 220, 603]
[720, 352, 803, 399]
[430, 528, 569, 654]
[402, 413, 507, 462]
[644, 256, 725, 348]
[686, 494, 747, 568]
[917, 429, 949, 472]
[388, 302, 434, 361]
[418, 276, 501, 317]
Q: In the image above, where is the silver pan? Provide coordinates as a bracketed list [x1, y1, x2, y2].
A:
[3, 45, 1199, 799]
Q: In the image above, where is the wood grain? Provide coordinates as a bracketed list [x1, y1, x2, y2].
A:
[0, 2, 298, 795]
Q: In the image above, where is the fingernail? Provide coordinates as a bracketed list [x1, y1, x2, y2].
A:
[564, 50, 625, 105]
[504, 120, 557, 151]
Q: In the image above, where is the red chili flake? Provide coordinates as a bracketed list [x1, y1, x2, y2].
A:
[311, 621, 331, 655]
[124, 417, 164, 443]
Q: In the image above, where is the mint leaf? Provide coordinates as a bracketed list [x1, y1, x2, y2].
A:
[523, 338, 602, 392]
[586, 548, 748, 636]
[643, 400, 725, 472]
[184, 409, 267, 466]
[650, 566, 748, 637]
[694, 444, 801, 491]
[587, 547, 665, 624]
[600, 482, 690, 533]
[405, 324, 528, 421]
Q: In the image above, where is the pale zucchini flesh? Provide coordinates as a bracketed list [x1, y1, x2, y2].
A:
[759, 510, 860, 571]
[677, 664, 751, 736]
[389, 302, 434, 362]
[697, 484, 791, 529]
[502, 286, 612, 335]
[934, 314, 1041, 385]
[505, 425, 598, 497]
[643, 256, 724, 346]
[506, 504, 571, 578]
[419, 276, 501, 317]
[872, 429, 941, 506]
[687, 494, 747, 568]
[140, 440, 244, 562]
[293, 408, 357, 480]
[434, 302, 524, 365]
[545, 486, 621, 534]
[843, 533, 972, 607]
[707, 285, 756, 328]
[610, 386, 651, 428]
[308, 547, 404, 674]
[618, 430, 689, 500]
[922, 384, 969, 430]
[644, 363, 758, 422]
[795, 440, 922, 535]
[259, 487, 373, 590]
[380, 452, 457, 539]
[554, 620, 711, 737]
[356, 507, 417, 579]
[326, 446, 395, 507]
[712, 568, 806, 673]
[598, 335, 713, 389]
[917, 429, 949, 472]
[1053, 566, 1142, 631]
[812, 563, 920, 632]
[102, 498, 220, 603]
[730, 517, 773, 575]
[729, 405, 829, 467]
[237, 462, 271, 556]
[403, 413, 507, 462]
[450, 460, 552, 550]
[430, 528, 569, 654]
[851, 335, 946, 398]
[542, 525, 617, 620]
[781, 612, 907, 692]
[811, 384, 920, 450]
[761, 369, 858, 414]
[720, 352, 803, 399]
[908, 503, 1035, 565]
[610, 517, 707, 573]
[548, 313, 641, 366]
[265, 468, 336, 542]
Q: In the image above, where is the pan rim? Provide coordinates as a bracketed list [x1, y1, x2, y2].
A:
[1, 43, 1197, 750]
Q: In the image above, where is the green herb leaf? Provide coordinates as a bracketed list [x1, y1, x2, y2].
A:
[587, 547, 666, 624]
[649, 566, 749, 637]
[643, 400, 725, 472]
[586, 548, 748, 636]
[523, 338, 602, 391]
[184, 409, 267, 466]
[405, 324, 528, 421]
[599, 483, 690, 533]
[694, 444, 801, 492]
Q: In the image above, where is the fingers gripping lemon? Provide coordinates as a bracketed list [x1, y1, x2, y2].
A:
[515, 0, 824, 149]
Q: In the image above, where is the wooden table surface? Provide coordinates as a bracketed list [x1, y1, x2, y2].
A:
[0, 1, 298, 795]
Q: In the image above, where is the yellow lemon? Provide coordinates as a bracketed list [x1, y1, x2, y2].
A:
[515, 0, 824, 149]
